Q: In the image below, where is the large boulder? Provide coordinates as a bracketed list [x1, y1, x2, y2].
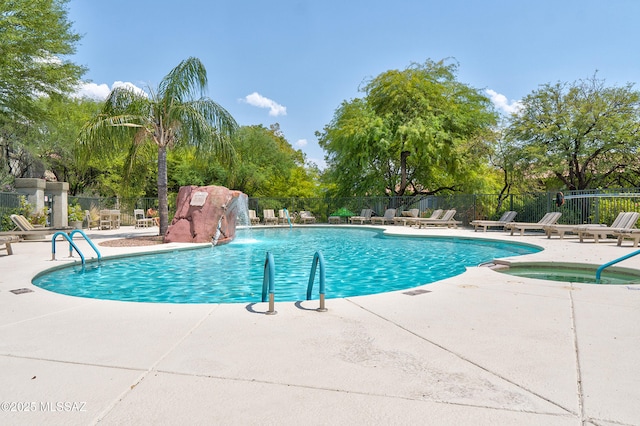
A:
[164, 185, 247, 244]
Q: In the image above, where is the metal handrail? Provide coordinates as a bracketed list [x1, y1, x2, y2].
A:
[306, 251, 327, 312]
[283, 208, 292, 228]
[68, 229, 102, 260]
[596, 249, 640, 281]
[51, 232, 85, 265]
[261, 251, 277, 314]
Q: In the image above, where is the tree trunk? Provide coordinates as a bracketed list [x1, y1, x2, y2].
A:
[157, 145, 169, 236]
[400, 150, 410, 194]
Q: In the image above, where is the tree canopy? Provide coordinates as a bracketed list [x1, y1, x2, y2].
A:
[506, 75, 640, 190]
[318, 59, 498, 197]
[167, 124, 320, 198]
[0, 0, 84, 122]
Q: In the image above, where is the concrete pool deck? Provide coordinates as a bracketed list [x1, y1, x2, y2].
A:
[1, 225, 639, 425]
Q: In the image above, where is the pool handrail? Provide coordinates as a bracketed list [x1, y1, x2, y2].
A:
[68, 229, 102, 260]
[306, 250, 327, 312]
[262, 251, 277, 314]
[51, 231, 85, 265]
[596, 249, 640, 281]
[283, 208, 292, 228]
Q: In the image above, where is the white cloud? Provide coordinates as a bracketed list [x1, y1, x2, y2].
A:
[242, 92, 287, 116]
[111, 81, 147, 97]
[72, 81, 147, 100]
[296, 138, 308, 148]
[72, 82, 111, 100]
[486, 89, 523, 115]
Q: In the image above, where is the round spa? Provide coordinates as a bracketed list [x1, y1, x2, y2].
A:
[495, 262, 640, 285]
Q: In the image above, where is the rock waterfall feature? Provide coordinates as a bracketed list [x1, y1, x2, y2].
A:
[164, 185, 247, 244]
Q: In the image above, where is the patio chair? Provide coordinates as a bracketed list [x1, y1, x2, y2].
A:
[470, 211, 517, 232]
[505, 212, 562, 236]
[299, 211, 316, 224]
[263, 209, 278, 225]
[349, 209, 374, 225]
[370, 208, 397, 225]
[576, 211, 639, 243]
[85, 210, 100, 230]
[134, 209, 155, 228]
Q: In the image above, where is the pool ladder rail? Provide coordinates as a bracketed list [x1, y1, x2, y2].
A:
[596, 248, 640, 282]
[307, 250, 327, 312]
[51, 229, 102, 265]
[261, 250, 327, 315]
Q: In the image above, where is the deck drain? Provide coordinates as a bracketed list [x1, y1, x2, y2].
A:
[403, 289, 431, 296]
[10, 288, 34, 295]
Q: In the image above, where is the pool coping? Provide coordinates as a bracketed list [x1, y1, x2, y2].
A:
[1, 225, 640, 424]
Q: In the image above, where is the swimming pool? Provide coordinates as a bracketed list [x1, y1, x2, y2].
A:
[33, 227, 541, 303]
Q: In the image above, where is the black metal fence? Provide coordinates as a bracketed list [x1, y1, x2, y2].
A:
[3, 187, 640, 230]
[247, 188, 640, 226]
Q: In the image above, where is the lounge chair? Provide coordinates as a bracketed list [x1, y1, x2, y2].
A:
[393, 208, 420, 226]
[0, 235, 19, 255]
[134, 209, 155, 228]
[349, 209, 373, 225]
[470, 211, 517, 232]
[278, 209, 292, 224]
[299, 211, 316, 224]
[576, 211, 639, 243]
[614, 228, 640, 247]
[3, 214, 68, 239]
[406, 209, 442, 227]
[370, 208, 397, 225]
[248, 209, 260, 225]
[544, 211, 630, 240]
[415, 209, 460, 228]
[263, 209, 278, 225]
[505, 212, 562, 236]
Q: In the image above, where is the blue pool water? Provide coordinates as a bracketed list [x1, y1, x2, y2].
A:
[33, 227, 541, 304]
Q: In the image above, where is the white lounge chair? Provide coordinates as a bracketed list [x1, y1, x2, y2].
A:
[278, 209, 292, 224]
[544, 211, 629, 240]
[406, 209, 442, 227]
[248, 209, 260, 225]
[393, 208, 420, 226]
[2, 214, 69, 240]
[471, 211, 517, 232]
[0, 235, 19, 255]
[263, 209, 278, 225]
[614, 228, 640, 247]
[576, 211, 639, 243]
[349, 209, 374, 225]
[505, 212, 562, 236]
[299, 211, 316, 224]
[416, 209, 460, 228]
[370, 208, 397, 225]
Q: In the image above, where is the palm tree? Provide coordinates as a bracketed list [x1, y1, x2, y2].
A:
[78, 57, 237, 235]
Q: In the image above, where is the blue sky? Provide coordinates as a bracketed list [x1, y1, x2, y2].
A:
[67, 0, 640, 168]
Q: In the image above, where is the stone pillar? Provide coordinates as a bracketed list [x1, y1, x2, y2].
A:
[15, 178, 46, 213]
[45, 181, 69, 228]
